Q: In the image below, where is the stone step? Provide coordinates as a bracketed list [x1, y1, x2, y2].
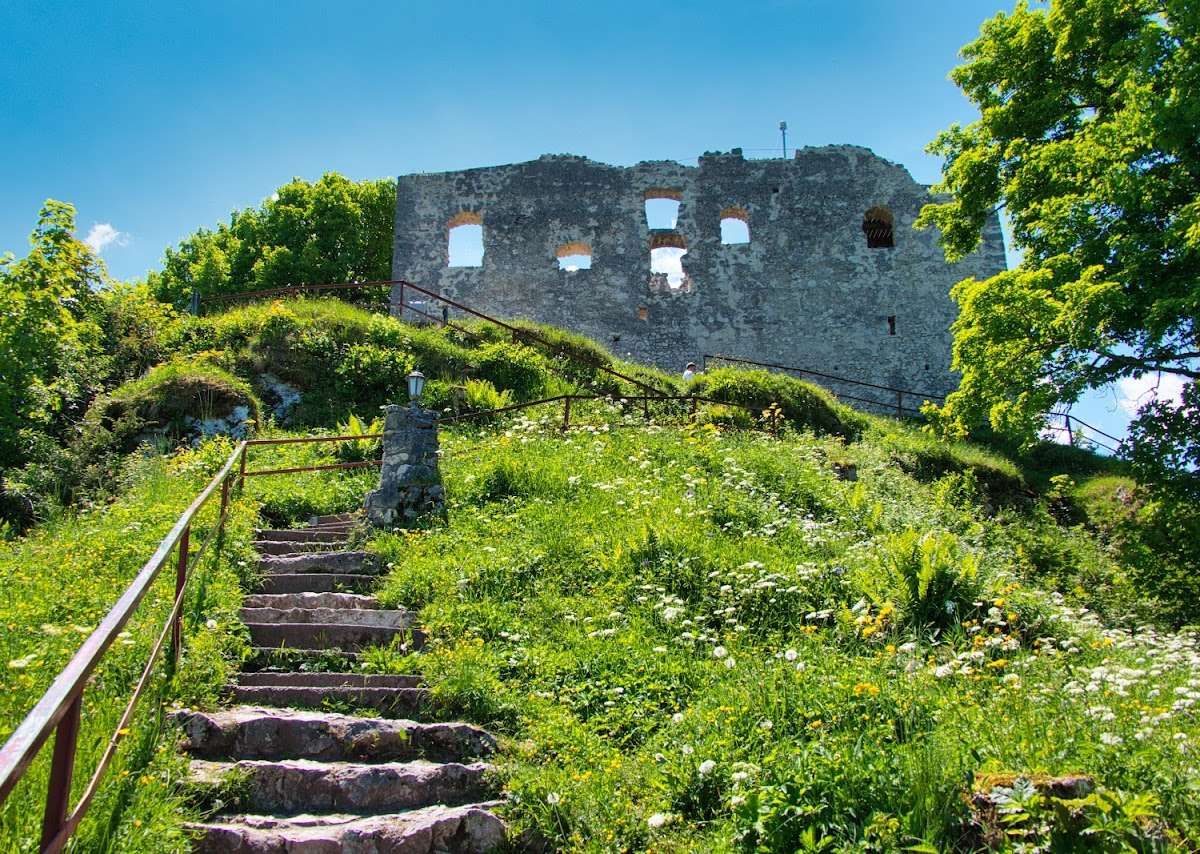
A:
[258, 551, 381, 576]
[229, 684, 428, 716]
[245, 622, 421, 651]
[256, 528, 351, 543]
[245, 648, 361, 669]
[253, 539, 347, 556]
[235, 672, 421, 689]
[310, 512, 361, 525]
[254, 573, 377, 595]
[241, 591, 382, 610]
[239, 606, 415, 628]
[175, 706, 496, 762]
[187, 758, 491, 815]
[190, 803, 505, 854]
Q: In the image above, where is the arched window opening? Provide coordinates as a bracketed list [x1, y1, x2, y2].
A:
[862, 206, 894, 249]
[719, 205, 750, 244]
[649, 232, 690, 291]
[447, 211, 484, 267]
[555, 241, 593, 271]
[644, 188, 682, 230]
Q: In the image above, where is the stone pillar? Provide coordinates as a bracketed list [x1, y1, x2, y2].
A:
[364, 404, 444, 527]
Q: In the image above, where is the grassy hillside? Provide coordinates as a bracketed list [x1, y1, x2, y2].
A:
[3, 299, 1198, 851]
[0, 444, 257, 850]
[362, 409, 1197, 851]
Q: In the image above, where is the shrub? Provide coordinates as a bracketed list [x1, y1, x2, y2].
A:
[334, 344, 414, 406]
[690, 368, 863, 438]
[473, 341, 550, 400]
[877, 423, 1026, 507]
[463, 379, 514, 413]
[95, 283, 183, 383]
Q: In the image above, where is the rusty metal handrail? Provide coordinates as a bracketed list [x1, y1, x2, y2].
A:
[0, 440, 245, 852]
[236, 433, 387, 484]
[391, 280, 669, 398]
[702, 352, 944, 417]
[195, 279, 671, 398]
[0, 428, 407, 851]
[437, 392, 772, 431]
[703, 353, 947, 400]
[202, 280, 393, 303]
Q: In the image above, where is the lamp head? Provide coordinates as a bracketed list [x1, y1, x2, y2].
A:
[406, 369, 426, 404]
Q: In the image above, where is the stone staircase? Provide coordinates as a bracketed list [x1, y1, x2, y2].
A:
[175, 513, 505, 852]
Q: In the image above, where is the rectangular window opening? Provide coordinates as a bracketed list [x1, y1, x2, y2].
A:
[448, 221, 484, 267]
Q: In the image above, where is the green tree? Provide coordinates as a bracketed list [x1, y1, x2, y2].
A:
[0, 201, 104, 468]
[149, 173, 396, 308]
[916, 0, 1199, 493]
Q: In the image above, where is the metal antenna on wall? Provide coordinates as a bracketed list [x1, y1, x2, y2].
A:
[780, 121, 788, 159]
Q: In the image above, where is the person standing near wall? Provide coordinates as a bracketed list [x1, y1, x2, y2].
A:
[682, 362, 698, 382]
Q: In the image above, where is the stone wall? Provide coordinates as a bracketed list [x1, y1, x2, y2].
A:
[391, 147, 1007, 407]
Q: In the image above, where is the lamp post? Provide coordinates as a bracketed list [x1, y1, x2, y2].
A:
[406, 369, 426, 405]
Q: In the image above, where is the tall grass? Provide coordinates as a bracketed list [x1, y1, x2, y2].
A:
[366, 417, 1199, 850]
[0, 443, 256, 851]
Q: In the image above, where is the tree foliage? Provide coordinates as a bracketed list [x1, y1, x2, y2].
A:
[0, 201, 105, 468]
[148, 173, 396, 308]
[916, 0, 1199, 493]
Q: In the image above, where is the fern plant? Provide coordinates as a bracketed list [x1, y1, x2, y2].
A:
[334, 413, 383, 462]
[463, 379, 513, 415]
[879, 529, 980, 633]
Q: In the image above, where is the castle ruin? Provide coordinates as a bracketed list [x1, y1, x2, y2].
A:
[391, 146, 1007, 407]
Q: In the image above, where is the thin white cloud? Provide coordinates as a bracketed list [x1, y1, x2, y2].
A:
[82, 222, 129, 253]
[1117, 372, 1186, 415]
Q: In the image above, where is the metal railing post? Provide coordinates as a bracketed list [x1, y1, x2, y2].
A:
[238, 445, 248, 491]
[1064, 414, 1074, 445]
[896, 390, 903, 417]
[398, 282, 405, 322]
[219, 475, 230, 522]
[170, 525, 190, 665]
[40, 694, 82, 853]
[562, 396, 571, 432]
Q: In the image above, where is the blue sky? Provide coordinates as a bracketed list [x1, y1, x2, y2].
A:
[0, 0, 1154, 444]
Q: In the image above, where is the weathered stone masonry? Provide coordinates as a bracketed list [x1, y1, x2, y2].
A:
[391, 146, 1006, 406]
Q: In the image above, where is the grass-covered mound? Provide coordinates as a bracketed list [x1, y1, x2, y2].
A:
[360, 411, 1198, 851]
[160, 299, 865, 438]
[690, 367, 865, 438]
[93, 356, 262, 445]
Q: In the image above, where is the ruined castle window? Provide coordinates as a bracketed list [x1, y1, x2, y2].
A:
[719, 206, 750, 244]
[447, 211, 484, 267]
[863, 206, 894, 248]
[644, 188, 682, 230]
[887, 315, 897, 335]
[555, 241, 593, 271]
[649, 232, 689, 290]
